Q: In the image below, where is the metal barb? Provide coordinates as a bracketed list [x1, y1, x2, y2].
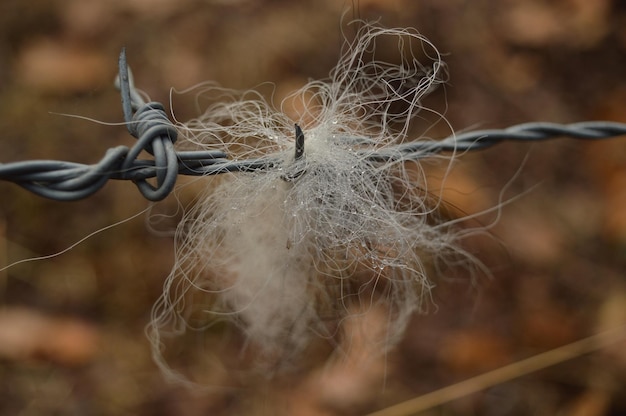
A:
[294, 124, 305, 160]
[118, 48, 134, 131]
[280, 124, 306, 182]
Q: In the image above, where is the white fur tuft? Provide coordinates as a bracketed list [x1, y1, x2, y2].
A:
[148, 22, 471, 386]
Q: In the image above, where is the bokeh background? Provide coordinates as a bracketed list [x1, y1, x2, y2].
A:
[1, 0, 626, 415]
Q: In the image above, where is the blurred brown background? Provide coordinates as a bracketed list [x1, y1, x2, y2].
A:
[1, 0, 626, 415]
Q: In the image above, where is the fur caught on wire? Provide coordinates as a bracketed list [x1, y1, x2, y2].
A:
[2, 22, 626, 387]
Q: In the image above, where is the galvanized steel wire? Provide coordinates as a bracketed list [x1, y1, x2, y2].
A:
[1, 50, 625, 202]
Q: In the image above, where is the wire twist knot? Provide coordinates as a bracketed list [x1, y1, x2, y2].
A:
[118, 100, 180, 201]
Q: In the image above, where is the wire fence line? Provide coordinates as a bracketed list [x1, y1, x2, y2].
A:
[1, 50, 626, 202]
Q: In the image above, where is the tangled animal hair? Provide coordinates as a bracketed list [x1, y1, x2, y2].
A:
[148, 22, 475, 386]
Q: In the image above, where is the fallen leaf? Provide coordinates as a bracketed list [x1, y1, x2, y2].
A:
[0, 307, 99, 366]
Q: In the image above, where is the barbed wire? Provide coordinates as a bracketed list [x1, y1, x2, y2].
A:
[1, 49, 625, 202]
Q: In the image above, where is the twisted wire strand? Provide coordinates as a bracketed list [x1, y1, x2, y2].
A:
[1, 50, 625, 201]
[369, 121, 626, 162]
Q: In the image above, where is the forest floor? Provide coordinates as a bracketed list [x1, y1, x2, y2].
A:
[1, 1, 626, 415]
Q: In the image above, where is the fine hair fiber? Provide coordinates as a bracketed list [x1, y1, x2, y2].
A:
[148, 21, 476, 387]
